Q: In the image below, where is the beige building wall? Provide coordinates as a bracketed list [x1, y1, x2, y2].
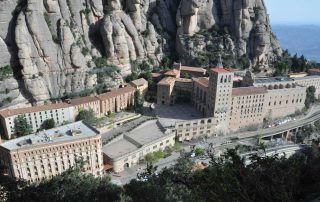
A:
[175, 118, 219, 141]
[105, 134, 175, 173]
[229, 88, 267, 131]
[206, 69, 234, 133]
[294, 76, 320, 99]
[1, 106, 75, 139]
[157, 78, 175, 105]
[0, 135, 103, 182]
[192, 78, 209, 115]
[264, 87, 306, 119]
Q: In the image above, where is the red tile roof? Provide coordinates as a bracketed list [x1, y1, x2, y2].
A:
[232, 87, 267, 97]
[181, 66, 206, 73]
[0, 103, 72, 118]
[157, 77, 176, 86]
[129, 78, 148, 87]
[164, 69, 180, 76]
[96, 85, 135, 100]
[211, 68, 230, 73]
[194, 77, 209, 88]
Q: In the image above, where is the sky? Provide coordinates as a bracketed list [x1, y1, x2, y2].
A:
[265, 0, 320, 25]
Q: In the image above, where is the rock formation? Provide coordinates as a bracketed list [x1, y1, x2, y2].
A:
[0, 0, 282, 107]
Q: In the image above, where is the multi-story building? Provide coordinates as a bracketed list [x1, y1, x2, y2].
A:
[0, 103, 75, 139]
[206, 68, 234, 132]
[157, 77, 176, 105]
[174, 117, 219, 141]
[293, 76, 320, 99]
[229, 87, 267, 131]
[0, 121, 103, 182]
[192, 77, 209, 115]
[97, 85, 135, 115]
[103, 120, 175, 173]
[65, 96, 101, 118]
[129, 78, 148, 95]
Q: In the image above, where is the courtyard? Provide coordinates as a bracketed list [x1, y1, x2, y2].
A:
[153, 103, 203, 128]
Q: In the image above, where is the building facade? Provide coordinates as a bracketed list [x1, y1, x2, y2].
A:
[97, 85, 135, 115]
[229, 87, 267, 131]
[66, 96, 101, 118]
[129, 78, 149, 95]
[206, 68, 234, 132]
[0, 103, 75, 139]
[103, 120, 175, 173]
[0, 122, 103, 182]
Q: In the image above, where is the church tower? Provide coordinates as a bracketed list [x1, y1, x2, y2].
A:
[206, 60, 234, 134]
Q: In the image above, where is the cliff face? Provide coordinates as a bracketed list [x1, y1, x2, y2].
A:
[0, 0, 281, 106]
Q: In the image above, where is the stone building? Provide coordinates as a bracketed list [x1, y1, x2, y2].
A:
[157, 77, 176, 105]
[103, 120, 175, 173]
[97, 85, 135, 115]
[129, 78, 149, 95]
[293, 76, 320, 99]
[0, 103, 75, 139]
[66, 96, 101, 118]
[229, 87, 267, 131]
[205, 68, 234, 132]
[0, 122, 103, 182]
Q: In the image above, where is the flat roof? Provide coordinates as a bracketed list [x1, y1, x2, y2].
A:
[175, 78, 192, 83]
[194, 77, 209, 88]
[164, 69, 180, 76]
[254, 77, 294, 84]
[232, 87, 268, 97]
[130, 78, 148, 87]
[210, 68, 230, 73]
[293, 75, 320, 81]
[158, 77, 176, 86]
[180, 66, 206, 73]
[0, 103, 72, 118]
[103, 120, 171, 159]
[126, 120, 166, 145]
[0, 121, 99, 151]
[102, 139, 138, 159]
[96, 85, 135, 100]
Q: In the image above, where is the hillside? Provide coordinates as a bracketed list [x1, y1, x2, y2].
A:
[0, 0, 282, 107]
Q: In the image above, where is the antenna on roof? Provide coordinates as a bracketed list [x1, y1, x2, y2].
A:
[216, 54, 223, 68]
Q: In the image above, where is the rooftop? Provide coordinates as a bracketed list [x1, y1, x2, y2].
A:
[67, 96, 99, 106]
[126, 120, 167, 145]
[0, 103, 72, 118]
[96, 85, 135, 100]
[308, 68, 320, 72]
[210, 68, 230, 73]
[293, 75, 320, 81]
[164, 69, 180, 77]
[194, 77, 209, 88]
[0, 121, 99, 151]
[129, 78, 148, 87]
[180, 66, 206, 73]
[254, 77, 294, 84]
[232, 87, 268, 97]
[151, 72, 162, 78]
[102, 139, 138, 159]
[158, 77, 176, 86]
[175, 78, 193, 83]
[102, 120, 172, 159]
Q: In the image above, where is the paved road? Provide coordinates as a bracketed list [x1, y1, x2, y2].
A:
[235, 110, 320, 140]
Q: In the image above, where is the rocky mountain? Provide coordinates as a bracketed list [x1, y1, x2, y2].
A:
[0, 0, 282, 107]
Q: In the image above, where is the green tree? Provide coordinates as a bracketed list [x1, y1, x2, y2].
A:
[134, 90, 143, 109]
[305, 86, 316, 109]
[41, 118, 55, 130]
[14, 115, 32, 137]
[76, 109, 96, 125]
[194, 148, 205, 156]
